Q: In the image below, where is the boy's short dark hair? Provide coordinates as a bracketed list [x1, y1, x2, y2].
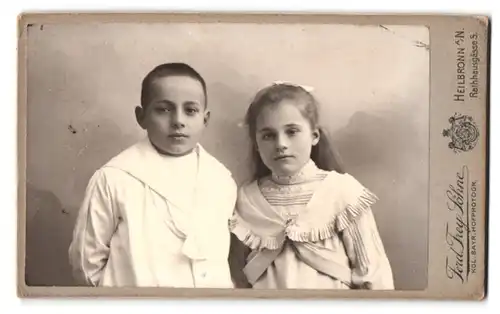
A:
[140, 62, 208, 108]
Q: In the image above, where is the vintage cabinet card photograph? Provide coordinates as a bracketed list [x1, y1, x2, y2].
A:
[16, 12, 489, 300]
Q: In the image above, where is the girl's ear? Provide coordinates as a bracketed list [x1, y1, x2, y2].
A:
[203, 110, 211, 126]
[312, 128, 320, 146]
[135, 106, 147, 129]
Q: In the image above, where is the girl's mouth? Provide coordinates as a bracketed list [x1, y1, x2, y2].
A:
[274, 155, 294, 161]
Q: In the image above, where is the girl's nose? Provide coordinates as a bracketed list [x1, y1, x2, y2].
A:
[276, 134, 289, 152]
[276, 145, 287, 153]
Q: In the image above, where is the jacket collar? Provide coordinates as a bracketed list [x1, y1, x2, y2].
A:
[104, 137, 216, 210]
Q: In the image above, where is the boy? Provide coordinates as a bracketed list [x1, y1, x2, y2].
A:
[68, 63, 237, 288]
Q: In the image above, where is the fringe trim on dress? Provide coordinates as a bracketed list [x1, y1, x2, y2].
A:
[336, 188, 378, 231]
[286, 188, 378, 242]
[229, 188, 378, 248]
[229, 218, 285, 250]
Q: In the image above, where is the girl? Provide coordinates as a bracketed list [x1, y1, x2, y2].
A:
[229, 82, 394, 290]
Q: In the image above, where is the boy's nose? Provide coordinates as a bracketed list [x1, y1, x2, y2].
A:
[171, 112, 186, 128]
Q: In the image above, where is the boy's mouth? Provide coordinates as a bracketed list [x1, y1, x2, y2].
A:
[169, 133, 189, 140]
[169, 133, 188, 138]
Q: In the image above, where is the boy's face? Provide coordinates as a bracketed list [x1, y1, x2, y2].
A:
[136, 75, 209, 156]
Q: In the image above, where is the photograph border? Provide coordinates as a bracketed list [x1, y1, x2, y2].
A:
[16, 12, 489, 300]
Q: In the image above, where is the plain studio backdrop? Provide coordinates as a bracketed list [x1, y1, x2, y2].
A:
[25, 22, 429, 290]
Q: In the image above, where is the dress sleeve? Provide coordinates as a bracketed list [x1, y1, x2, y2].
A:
[68, 168, 119, 286]
[341, 209, 395, 290]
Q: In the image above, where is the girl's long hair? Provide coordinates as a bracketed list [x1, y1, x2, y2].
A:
[244, 83, 345, 180]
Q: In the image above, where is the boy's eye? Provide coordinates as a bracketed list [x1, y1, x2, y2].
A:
[155, 107, 171, 113]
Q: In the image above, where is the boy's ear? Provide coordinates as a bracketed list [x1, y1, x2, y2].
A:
[312, 128, 320, 146]
[203, 110, 211, 126]
[135, 106, 146, 129]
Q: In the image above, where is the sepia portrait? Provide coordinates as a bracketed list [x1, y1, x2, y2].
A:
[17, 13, 488, 300]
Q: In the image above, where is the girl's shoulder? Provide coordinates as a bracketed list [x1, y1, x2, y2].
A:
[321, 170, 378, 227]
[236, 178, 260, 198]
[321, 170, 370, 191]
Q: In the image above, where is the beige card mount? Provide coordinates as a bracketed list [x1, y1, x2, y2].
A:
[17, 12, 489, 300]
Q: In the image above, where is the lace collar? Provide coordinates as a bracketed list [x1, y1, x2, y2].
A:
[270, 159, 319, 185]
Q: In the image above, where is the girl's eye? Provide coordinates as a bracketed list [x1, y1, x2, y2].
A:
[262, 133, 274, 140]
[286, 129, 299, 136]
[185, 108, 199, 115]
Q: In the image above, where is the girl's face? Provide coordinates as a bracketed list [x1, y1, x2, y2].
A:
[255, 100, 319, 177]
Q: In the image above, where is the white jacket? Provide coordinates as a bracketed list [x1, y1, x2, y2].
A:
[68, 137, 237, 288]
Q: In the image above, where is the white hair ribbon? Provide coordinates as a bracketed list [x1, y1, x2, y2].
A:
[272, 81, 314, 92]
[236, 81, 315, 128]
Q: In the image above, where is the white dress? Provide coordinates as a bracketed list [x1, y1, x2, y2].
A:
[230, 160, 394, 290]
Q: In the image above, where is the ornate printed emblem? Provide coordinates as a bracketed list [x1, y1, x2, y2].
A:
[442, 113, 480, 153]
